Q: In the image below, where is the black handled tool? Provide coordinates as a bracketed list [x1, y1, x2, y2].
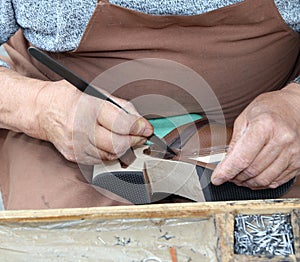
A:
[28, 47, 176, 156]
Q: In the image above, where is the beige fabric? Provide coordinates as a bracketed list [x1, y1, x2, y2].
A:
[94, 146, 205, 202]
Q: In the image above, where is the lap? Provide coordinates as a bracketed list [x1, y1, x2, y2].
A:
[0, 130, 130, 210]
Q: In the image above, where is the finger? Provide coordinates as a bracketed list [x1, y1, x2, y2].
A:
[80, 149, 118, 165]
[92, 124, 147, 156]
[226, 113, 248, 154]
[210, 114, 247, 183]
[97, 100, 153, 137]
[230, 140, 282, 184]
[89, 149, 119, 163]
[241, 170, 297, 191]
[241, 151, 290, 189]
[89, 88, 141, 116]
[72, 140, 119, 165]
[110, 97, 141, 116]
[270, 168, 299, 188]
[211, 121, 269, 185]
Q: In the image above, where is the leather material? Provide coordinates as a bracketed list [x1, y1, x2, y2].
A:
[144, 117, 232, 166]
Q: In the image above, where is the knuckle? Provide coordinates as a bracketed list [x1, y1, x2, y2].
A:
[254, 114, 275, 133]
[130, 135, 145, 146]
[276, 129, 296, 145]
[247, 103, 263, 117]
[102, 151, 118, 161]
[116, 115, 137, 135]
[233, 114, 243, 126]
[254, 92, 274, 105]
[124, 101, 136, 112]
[234, 155, 252, 170]
[111, 140, 130, 156]
[98, 102, 118, 121]
[125, 117, 139, 134]
[242, 166, 259, 178]
[268, 182, 280, 189]
[290, 162, 300, 172]
[260, 114, 274, 127]
[62, 150, 76, 162]
[289, 146, 300, 157]
[256, 177, 273, 187]
[57, 143, 76, 162]
[232, 180, 243, 187]
[106, 144, 118, 155]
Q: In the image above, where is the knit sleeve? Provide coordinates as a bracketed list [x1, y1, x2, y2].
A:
[0, 0, 19, 68]
[0, 59, 10, 68]
[0, 0, 19, 45]
[293, 75, 300, 84]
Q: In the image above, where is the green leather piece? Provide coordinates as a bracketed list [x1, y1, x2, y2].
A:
[148, 114, 202, 138]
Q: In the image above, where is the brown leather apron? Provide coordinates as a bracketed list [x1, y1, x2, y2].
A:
[1, 0, 299, 209]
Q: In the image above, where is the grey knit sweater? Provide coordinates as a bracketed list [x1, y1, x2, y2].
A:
[0, 0, 299, 71]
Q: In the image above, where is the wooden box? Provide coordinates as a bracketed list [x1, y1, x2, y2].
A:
[0, 199, 299, 261]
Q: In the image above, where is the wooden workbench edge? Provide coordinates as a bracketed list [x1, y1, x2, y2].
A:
[0, 199, 299, 223]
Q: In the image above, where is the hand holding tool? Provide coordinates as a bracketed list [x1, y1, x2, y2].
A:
[28, 47, 176, 157]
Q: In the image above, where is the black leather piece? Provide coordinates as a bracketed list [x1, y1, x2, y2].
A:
[92, 171, 150, 204]
[197, 166, 295, 201]
[93, 166, 295, 205]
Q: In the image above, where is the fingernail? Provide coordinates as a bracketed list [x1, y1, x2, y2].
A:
[243, 181, 257, 188]
[143, 127, 153, 137]
[212, 177, 225, 185]
[137, 119, 153, 137]
[269, 182, 279, 189]
[131, 136, 146, 146]
[136, 119, 146, 133]
[131, 136, 142, 146]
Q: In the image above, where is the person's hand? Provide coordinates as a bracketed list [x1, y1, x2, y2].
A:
[211, 83, 300, 189]
[36, 80, 153, 165]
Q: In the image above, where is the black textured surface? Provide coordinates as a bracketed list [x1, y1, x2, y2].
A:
[92, 166, 294, 205]
[92, 171, 150, 204]
[197, 166, 295, 201]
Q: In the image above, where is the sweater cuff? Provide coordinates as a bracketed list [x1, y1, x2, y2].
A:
[0, 59, 10, 69]
[293, 75, 300, 84]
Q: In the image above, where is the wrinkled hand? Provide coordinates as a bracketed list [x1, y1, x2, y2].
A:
[211, 83, 300, 189]
[36, 80, 153, 165]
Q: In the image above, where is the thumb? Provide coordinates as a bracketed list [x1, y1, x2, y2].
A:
[225, 114, 248, 155]
[96, 99, 153, 137]
[211, 114, 248, 184]
[129, 116, 154, 137]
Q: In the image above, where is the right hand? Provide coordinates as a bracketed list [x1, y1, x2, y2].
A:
[35, 80, 153, 165]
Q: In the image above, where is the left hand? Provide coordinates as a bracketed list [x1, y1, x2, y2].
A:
[211, 83, 300, 189]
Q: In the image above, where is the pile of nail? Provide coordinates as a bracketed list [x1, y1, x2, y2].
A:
[234, 214, 294, 256]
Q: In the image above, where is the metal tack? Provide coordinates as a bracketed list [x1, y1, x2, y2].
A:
[234, 214, 294, 256]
